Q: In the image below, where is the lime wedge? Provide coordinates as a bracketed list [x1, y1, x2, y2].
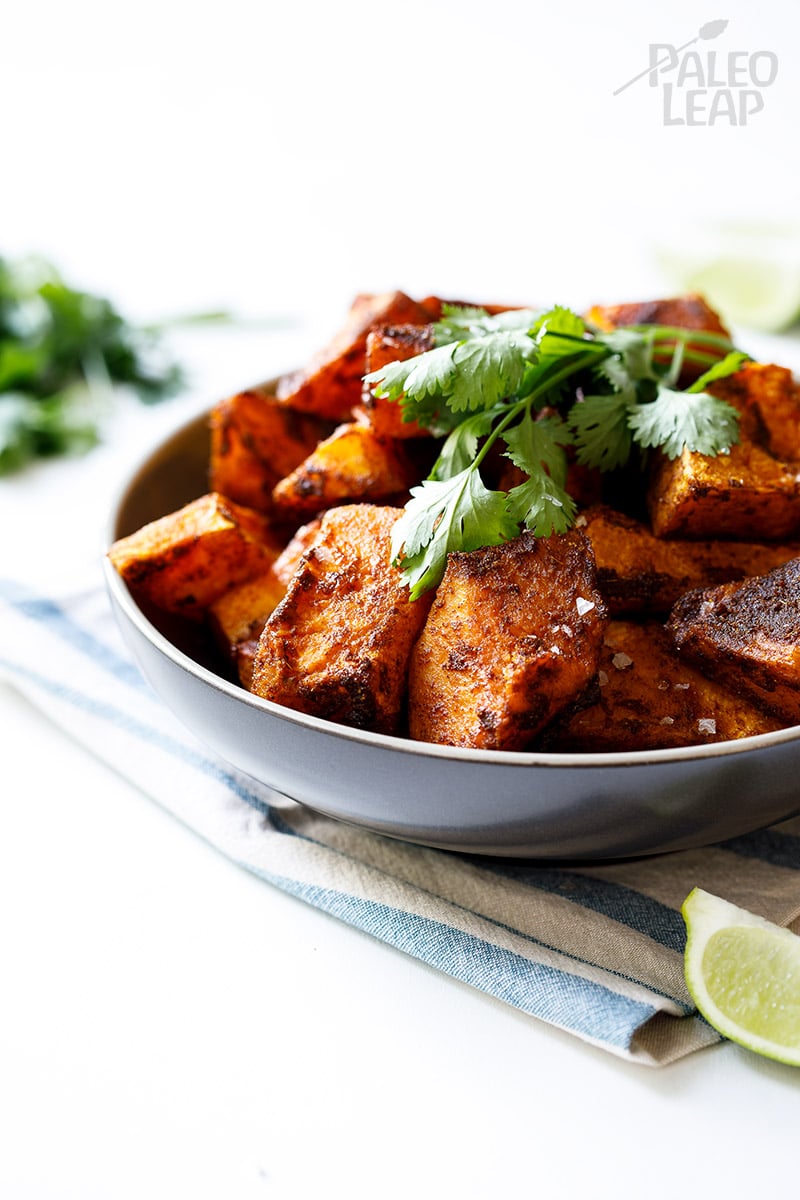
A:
[682, 888, 800, 1066]
[655, 223, 800, 333]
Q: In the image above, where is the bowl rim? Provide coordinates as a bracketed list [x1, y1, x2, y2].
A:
[104, 402, 800, 771]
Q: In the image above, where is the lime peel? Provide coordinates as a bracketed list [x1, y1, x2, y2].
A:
[682, 888, 800, 1067]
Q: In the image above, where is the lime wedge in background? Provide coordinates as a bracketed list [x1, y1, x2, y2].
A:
[655, 222, 800, 333]
[682, 888, 800, 1066]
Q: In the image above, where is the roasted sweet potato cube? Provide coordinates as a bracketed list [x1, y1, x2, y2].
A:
[586, 294, 729, 338]
[212, 520, 326, 687]
[580, 505, 800, 614]
[648, 364, 800, 540]
[408, 530, 607, 750]
[271, 421, 420, 519]
[250, 505, 432, 733]
[209, 386, 333, 512]
[706, 362, 800, 460]
[108, 493, 283, 619]
[358, 324, 435, 439]
[208, 570, 287, 683]
[275, 291, 430, 421]
[667, 557, 800, 725]
[540, 620, 781, 752]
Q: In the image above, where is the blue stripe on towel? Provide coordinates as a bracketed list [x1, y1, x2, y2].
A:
[265, 808, 692, 1011]
[718, 827, 800, 870]
[246, 867, 660, 1049]
[475, 863, 687, 952]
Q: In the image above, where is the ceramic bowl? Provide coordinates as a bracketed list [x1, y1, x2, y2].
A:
[104, 402, 800, 859]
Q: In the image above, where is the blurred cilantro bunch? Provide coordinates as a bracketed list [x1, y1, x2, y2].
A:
[0, 254, 185, 474]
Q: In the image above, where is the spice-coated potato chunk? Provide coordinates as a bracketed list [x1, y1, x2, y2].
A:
[108, 493, 283, 620]
[275, 291, 430, 422]
[667, 557, 800, 725]
[408, 530, 607, 750]
[581, 505, 800, 615]
[647, 364, 800, 540]
[271, 421, 421, 519]
[250, 505, 433, 733]
[208, 570, 288, 688]
[358, 324, 436, 439]
[539, 620, 781, 752]
[209, 386, 334, 512]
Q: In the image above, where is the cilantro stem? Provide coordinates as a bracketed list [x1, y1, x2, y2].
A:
[471, 349, 606, 472]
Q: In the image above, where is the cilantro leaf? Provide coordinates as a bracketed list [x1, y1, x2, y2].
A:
[506, 471, 578, 536]
[434, 305, 540, 344]
[431, 408, 498, 480]
[502, 415, 577, 535]
[390, 469, 519, 599]
[570, 391, 634, 471]
[447, 329, 536, 411]
[628, 386, 741, 459]
[364, 342, 457, 404]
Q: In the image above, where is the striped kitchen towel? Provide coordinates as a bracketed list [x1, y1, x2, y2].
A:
[2, 571, 799, 1066]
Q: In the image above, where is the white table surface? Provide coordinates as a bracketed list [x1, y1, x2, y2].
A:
[3, 1, 800, 1194]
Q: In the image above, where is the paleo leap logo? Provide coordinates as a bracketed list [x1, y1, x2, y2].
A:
[614, 19, 778, 125]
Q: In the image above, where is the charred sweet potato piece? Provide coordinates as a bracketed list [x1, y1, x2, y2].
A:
[271, 421, 420, 519]
[213, 520, 326, 688]
[540, 620, 781, 752]
[667, 557, 800, 725]
[275, 291, 430, 422]
[209, 386, 333, 512]
[648, 364, 800, 540]
[358, 324, 435, 439]
[408, 530, 607, 750]
[250, 505, 432, 733]
[208, 570, 288, 686]
[586, 294, 729, 338]
[108, 493, 283, 620]
[580, 505, 800, 614]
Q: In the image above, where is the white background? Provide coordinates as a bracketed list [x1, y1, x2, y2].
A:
[2, 2, 800, 1197]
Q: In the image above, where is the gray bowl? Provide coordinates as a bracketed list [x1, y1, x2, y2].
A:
[104, 404, 800, 859]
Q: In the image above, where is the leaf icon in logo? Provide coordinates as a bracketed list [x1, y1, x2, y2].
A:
[699, 19, 729, 39]
[613, 18, 731, 96]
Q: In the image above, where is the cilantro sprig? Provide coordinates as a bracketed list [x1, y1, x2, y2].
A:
[0, 255, 185, 474]
[365, 304, 747, 598]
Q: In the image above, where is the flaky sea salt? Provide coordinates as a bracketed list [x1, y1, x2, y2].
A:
[698, 718, 717, 735]
[597, 670, 609, 687]
[576, 596, 595, 615]
[612, 652, 634, 670]
[659, 716, 675, 726]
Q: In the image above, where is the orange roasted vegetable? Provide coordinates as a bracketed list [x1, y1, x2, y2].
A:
[108, 493, 283, 620]
[540, 620, 781, 752]
[271, 421, 421, 520]
[648, 364, 800, 540]
[275, 291, 430, 421]
[209, 386, 333, 512]
[408, 530, 607, 750]
[667, 556, 800, 725]
[250, 504, 433, 733]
